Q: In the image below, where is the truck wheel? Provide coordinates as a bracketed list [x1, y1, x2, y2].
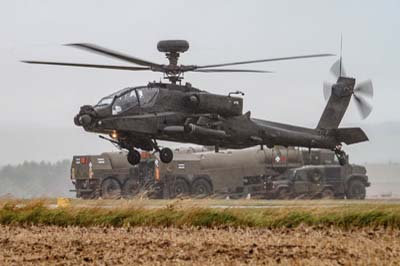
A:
[192, 179, 212, 197]
[346, 179, 366, 200]
[311, 170, 322, 183]
[277, 187, 290, 199]
[122, 179, 140, 198]
[172, 178, 190, 198]
[321, 188, 335, 199]
[101, 178, 122, 199]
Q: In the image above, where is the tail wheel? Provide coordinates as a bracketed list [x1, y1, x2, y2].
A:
[346, 179, 366, 200]
[277, 187, 291, 199]
[122, 179, 140, 199]
[192, 179, 212, 197]
[321, 188, 335, 199]
[127, 150, 141, 165]
[101, 178, 122, 199]
[160, 148, 173, 163]
[172, 178, 190, 198]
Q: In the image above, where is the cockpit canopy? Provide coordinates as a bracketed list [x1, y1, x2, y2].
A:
[95, 86, 159, 115]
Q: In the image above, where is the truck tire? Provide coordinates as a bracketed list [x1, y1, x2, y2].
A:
[346, 179, 366, 200]
[277, 187, 290, 199]
[172, 178, 190, 198]
[311, 170, 322, 183]
[122, 179, 140, 198]
[101, 178, 122, 199]
[320, 188, 335, 199]
[192, 178, 212, 197]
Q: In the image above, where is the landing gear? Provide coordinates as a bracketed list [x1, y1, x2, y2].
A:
[150, 139, 173, 163]
[127, 149, 141, 165]
[334, 144, 348, 166]
[99, 135, 174, 165]
[159, 147, 173, 163]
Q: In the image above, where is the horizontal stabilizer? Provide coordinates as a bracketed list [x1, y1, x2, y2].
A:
[329, 127, 369, 145]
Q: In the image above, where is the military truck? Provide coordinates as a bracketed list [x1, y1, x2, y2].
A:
[70, 146, 368, 199]
[70, 151, 156, 199]
[265, 164, 369, 199]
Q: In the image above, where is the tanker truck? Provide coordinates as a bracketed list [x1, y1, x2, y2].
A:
[70, 146, 369, 199]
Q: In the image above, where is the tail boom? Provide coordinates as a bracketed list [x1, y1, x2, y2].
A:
[317, 77, 355, 129]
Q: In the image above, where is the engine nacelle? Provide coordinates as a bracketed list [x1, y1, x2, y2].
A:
[185, 93, 243, 117]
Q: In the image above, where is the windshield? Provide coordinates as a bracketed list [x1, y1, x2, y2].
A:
[96, 86, 159, 114]
[112, 88, 138, 115]
[95, 87, 134, 107]
[287, 170, 296, 180]
[96, 97, 114, 107]
[136, 87, 159, 106]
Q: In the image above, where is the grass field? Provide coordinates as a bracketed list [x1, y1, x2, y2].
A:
[1, 199, 400, 264]
[1, 199, 400, 229]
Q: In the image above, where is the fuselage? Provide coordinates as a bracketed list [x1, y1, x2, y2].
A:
[74, 82, 337, 151]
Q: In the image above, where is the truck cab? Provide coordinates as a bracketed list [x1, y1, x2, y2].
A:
[70, 151, 157, 199]
[266, 164, 369, 199]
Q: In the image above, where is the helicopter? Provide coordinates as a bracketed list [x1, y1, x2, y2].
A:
[22, 40, 373, 166]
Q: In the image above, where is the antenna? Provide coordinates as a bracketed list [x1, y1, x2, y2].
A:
[339, 34, 343, 77]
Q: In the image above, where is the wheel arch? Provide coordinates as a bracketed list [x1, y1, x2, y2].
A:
[346, 175, 368, 187]
[174, 175, 192, 189]
[101, 176, 123, 187]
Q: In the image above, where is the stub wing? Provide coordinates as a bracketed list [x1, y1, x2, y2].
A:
[328, 127, 369, 145]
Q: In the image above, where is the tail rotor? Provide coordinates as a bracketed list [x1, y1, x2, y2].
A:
[323, 59, 374, 120]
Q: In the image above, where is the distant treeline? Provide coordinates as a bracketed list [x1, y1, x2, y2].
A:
[0, 160, 72, 198]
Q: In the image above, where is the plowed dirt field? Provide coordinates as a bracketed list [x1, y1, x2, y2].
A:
[0, 225, 399, 265]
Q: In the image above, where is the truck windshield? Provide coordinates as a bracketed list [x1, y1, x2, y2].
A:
[288, 170, 296, 180]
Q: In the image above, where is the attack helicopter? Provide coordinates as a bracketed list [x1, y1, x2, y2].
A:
[22, 40, 373, 166]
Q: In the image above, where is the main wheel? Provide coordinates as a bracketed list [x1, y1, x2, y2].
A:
[172, 178, 190, 198]
[101, 178, 122, 199]
[192, 178, 212, 197]
[127, 150, 141, 165]
[122, 179, 140, 198]
[346, 179, 366, 200]
[160, 148, 173, 163]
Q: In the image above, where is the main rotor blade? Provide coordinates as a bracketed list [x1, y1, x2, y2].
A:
[354, 79, 373, 98]
[66, 43, 162, 68]
[323, 81, 333, 101]
[195, 53, 335, 69]
[353, 94, 373, 119]
[193, 69, 273, 73]
[21, 61, 151, 71]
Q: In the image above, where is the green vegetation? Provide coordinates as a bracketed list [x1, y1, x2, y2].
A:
[1, 200, 400, 229]
[0, 160, 71, 198]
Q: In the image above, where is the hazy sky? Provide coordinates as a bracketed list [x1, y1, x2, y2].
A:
[0, 0, 399, 164]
